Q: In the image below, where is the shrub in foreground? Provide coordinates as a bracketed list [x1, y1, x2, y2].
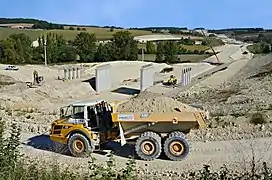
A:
[1, 117, 272, 179]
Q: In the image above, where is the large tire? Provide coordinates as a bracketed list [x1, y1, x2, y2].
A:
[68, 133, 93, 157]
[163, 131, 190, 161]
[135, 132, 162, 161]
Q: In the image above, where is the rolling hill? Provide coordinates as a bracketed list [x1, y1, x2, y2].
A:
[0, 26, 154, 41]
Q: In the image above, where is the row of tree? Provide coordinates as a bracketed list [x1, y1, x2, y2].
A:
[0, 18, 64, 30]
[0, 31, 221, 65]
[231, 33, 272, 54]
[145, 41, 211, 56]
[207, 28, 266, 34]
[0, 31, 139, 64]
[32, 22, 64, 30]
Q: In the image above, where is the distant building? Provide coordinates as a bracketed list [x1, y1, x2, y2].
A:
[31, 39, 47, 48]
[194, 40, 202, 45]
[31, 40, 39, 48]
[134, 34, 202, 43]
[97, 40, 111, 45]
[180, 29, 191, 33]
[134, 35, 182, 43]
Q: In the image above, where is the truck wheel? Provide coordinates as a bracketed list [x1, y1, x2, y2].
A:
[68, 133, 93, 157]
[135, 132, 161, 161]
[163, 131, 190, 161]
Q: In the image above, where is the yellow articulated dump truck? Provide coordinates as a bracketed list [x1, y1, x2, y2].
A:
[49, 99, 207, 161]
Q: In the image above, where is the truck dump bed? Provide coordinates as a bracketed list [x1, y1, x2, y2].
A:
[111, 111, 206, 135]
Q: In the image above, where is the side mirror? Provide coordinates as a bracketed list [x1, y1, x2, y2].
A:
[60, 108, 64, 118]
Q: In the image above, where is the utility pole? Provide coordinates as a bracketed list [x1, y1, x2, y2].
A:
[44, 43, 47, 66]
[141, 48, 144, 61]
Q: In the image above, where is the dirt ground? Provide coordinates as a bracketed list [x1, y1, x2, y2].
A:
[1, 35, 272, 178]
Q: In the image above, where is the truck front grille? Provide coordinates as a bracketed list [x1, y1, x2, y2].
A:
[51, 124, 63, 135]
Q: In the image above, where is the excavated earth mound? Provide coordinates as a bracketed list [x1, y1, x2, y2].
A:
[116, 91, 200, 113]
[0, 75, 16, 86]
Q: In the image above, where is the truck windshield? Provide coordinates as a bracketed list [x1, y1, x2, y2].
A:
[60, 106, 72, 118]
[72, 106, 84, 119]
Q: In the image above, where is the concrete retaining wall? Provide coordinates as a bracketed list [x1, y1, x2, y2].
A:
[140, 64, 154, 92]
[95, 64, 111, 93]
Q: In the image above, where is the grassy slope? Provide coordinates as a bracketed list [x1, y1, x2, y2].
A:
[181, 44, 210, 51]
[0, 27, 153, 41]
[138, 54, 210, 63]
[247, 43, 264, 54]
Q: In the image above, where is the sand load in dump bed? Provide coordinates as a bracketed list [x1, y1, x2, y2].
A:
[116, 91, 200, 113]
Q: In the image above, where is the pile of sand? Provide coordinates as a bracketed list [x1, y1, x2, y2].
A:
[116, 91, 199, 113]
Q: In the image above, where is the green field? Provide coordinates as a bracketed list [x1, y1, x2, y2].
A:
[138, 54, 210, 63]
[181, 44, 210, 51]
[0, 27, 154, 41]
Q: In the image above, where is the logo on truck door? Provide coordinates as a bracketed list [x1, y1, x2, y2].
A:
[117, 114, 134, 120]
[140, 113, 150, 118]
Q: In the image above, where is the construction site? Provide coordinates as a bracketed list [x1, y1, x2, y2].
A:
[0, 33, 272, 179]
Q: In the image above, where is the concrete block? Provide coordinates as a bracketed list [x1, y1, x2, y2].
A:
[63, 68, 67, 79]
[95, 64, 111, 93]
[181, 67, 192, 86]
[140, 64, 154, 92]
[72, 67, 76, 79]
[76, 67, 80, 78]
[68, 68, 72, 80]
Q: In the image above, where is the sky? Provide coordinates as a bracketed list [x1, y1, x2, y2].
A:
[1, 0, 272, 29]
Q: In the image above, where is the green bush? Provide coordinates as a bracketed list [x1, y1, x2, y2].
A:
[160, 67, 174, 73]
[250, 112, 267, 125]
[0, 117, 138, 180]
[185, 163, 272, 179]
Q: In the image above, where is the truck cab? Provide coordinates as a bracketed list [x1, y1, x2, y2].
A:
[50, 99, 117, 157]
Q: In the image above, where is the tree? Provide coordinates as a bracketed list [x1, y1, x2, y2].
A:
[73, 32, 97, 62]
[31, 33, 76, 64]
[95, 43, 109, 62]
[155, 41, 165, 63]
[1, 33, 33, 64]
[69, 27, 75, 30]
[129, 40, 139, 60]
[179, 47, 187, 54]
[146, 41, 156, 54]
[105, 42, 118, 61]
[57, 45, 77, 62]
[261, 43, 270, 53]
[164, 41, 179, 63]
[112, 31, 138, 60]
